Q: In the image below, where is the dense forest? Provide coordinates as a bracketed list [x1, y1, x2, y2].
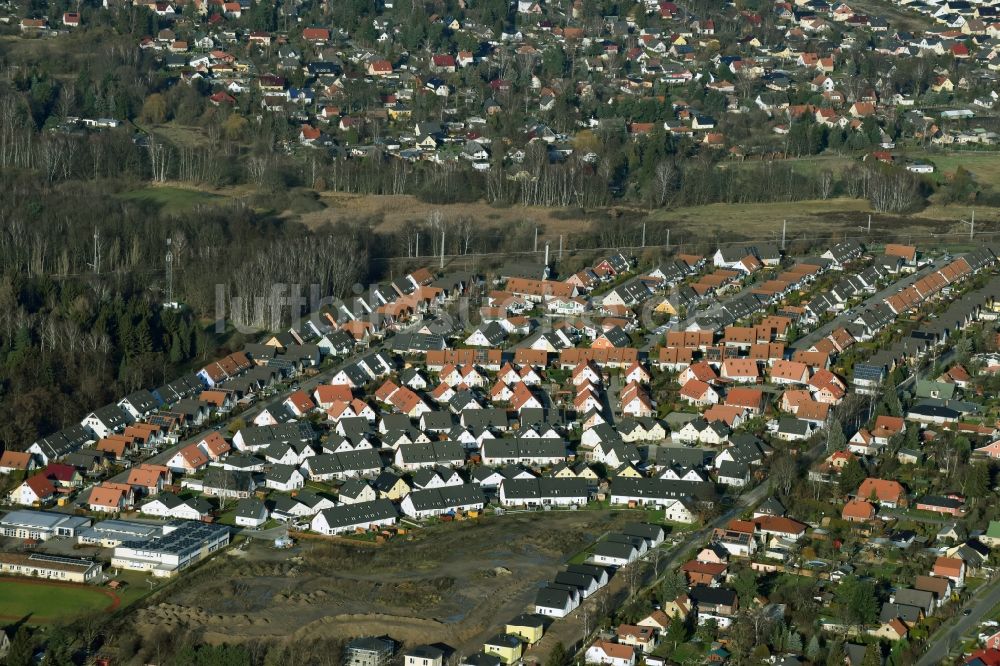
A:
[0, 170, 369, 452]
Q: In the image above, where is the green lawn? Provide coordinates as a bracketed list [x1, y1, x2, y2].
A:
[966, 576, 987, 592]
[654, 642, 705, 665]
[0, 579, 116, 623]
[215, 508, 237, 526]
[911, 152, 1000, 186]
[118, 186, 224, 213]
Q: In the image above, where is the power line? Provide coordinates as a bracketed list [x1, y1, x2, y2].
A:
[368, 228, 1000, 263]
[165, 237, 174, 303]
[28, 224, 1000, 280]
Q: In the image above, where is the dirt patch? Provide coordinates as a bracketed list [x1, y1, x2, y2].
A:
[299, 193, 1000, 254]
[128, 511, 646, 655]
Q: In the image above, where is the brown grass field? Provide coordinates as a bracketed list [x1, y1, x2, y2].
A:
[126, 148, 1000, 252]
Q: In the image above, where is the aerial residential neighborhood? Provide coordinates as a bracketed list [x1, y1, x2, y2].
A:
[3, 0, 1000, 214]
[3, 232, 1000, 664]
[2, 0, 1000, 658]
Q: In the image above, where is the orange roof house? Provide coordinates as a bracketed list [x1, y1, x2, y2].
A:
[703, 404, 746, 427]
[367, 59, 393, 75]
[0, 450, 35, 472]
[314, 384, 354, 408]
[199, 390, 235, 410]
[666, 331, 714, 349]
[725, 387, 766, 414]
[22, 475, 56, 502]
[514, 348, 549, 368]
[842, 499, 876, 522]
[96, 435, 134, 461]
[796, 400, 830, 423]
[932, 556, 965, 585]
[505, 277, 577, 301]
[658, 346, 694, 369]
[679, 362, 718, 386]
[719, 359, 760, 382]
[284, 389, 316, 416]
[681, 560, 727, 586]
[872, 415, 905, 441]
[884, 244, 917, 264]
[558, 347, 638, 369]
[426, 349, 502, 370]
[753, 515, 808, 539]
[126, 464, 171, 495]
[872, 618, 909, 641]
[375, 380, 401, 403]
[780, 389, 812, 413]
[747, 342, 785, 363]
[167, 443, 209, 474]
[198, 431, 231, 460]
[679, 380, 719, 406]
[723, 326, 757, 347]
[791, 350, 830, 369]
[857, 478, 905, 507]
[88, 482, 133, 512]
[302, 27, 330, 42]
[586, 641, 635, 663]
[770, 360, 811, 385]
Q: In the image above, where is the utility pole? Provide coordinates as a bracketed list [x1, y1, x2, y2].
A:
[559, 235, 564, 261]
[957, 208, 976, 241]
[415, 232, 420, 258]
[781, 219, 787, 251]
[534, 227, 538, 253]
[90, 228, 101, 275]
[641, 222, 646, 248]
[867, 214, 871, 233]
[165, 238, 173, 304]
[440, 226, 445, 269]
[666, 228, 670, 249]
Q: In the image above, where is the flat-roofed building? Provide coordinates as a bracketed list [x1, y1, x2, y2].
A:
[77, 519, 165, 548]
[111, 521, 229, 577]
[0, 552, 102, 583]
[0, 510, 91, 541]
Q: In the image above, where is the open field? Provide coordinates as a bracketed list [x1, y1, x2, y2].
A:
[916, 151, 1000, 185]
[648, 197, 871, 232]
[0, 577, 119, 623]
[128, 510, 659, 655]
[118, 186, 226, 214]
[144, 122, 213, 149]
[301, 192, 596, 240]
[116, 155, 1000, 251]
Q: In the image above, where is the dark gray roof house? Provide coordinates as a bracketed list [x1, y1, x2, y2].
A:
[403, 484, 485, 514]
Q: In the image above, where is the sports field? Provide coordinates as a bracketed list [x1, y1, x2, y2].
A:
[0, 577, 119, 623]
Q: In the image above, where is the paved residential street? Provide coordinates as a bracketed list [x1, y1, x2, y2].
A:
[791, 258, 942, 352]
[74, 321, 418, 504]
[918, 576, 1000, 666]
[528, 439, 827, 664]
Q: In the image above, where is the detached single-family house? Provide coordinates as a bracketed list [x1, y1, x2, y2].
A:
[235, 497, 269, 527]
[585, 641, 636, 666]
